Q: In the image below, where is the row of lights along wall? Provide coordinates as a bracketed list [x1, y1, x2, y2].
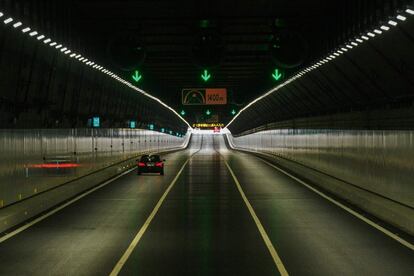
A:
[0, 10, 191, 134]
[226, 7, 414, 129]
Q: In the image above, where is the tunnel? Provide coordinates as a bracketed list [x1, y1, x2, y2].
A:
[0, 1, 414, 275]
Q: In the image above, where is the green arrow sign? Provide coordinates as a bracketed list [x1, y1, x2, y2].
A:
[205, 109, 211, 116]
[272, 69, 283, 81]
[231, 109, 237, 116]
[132, 70, 142, 83]
[201, 69, 211, 82]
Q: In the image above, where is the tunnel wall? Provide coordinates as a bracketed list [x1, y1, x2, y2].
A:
[227, 19, 414, 135]
[227, 130, 414, 234]
[0, 8, 188, 132]
[0, 128, 188, 233]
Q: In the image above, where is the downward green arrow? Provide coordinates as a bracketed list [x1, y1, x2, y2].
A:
[201, 70, 211, 82]
[272, 69, 283, 81]
[132, 70, 142, 82]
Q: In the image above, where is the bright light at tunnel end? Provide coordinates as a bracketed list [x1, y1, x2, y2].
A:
[225, 5, 414, 130]
[0, 10, 192, 132]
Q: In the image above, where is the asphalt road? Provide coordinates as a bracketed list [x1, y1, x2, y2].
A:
[0, 134, 413, 275]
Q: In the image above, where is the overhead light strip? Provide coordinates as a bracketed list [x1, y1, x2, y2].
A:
[226, 7, 413, 129]
[0, 10, 191, 130]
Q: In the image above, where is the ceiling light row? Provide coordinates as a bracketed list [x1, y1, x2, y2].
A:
[0, 10, 191, 130]
[226, 8, 413, 129]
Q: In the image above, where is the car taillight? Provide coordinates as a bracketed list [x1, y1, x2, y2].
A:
[138, 162, 146, 167]
[155, 162, 163, 167]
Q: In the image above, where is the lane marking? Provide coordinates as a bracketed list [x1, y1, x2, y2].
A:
[0, 147, 188, 244]
[110, 149, 201, 276]
[0, 168, 135, 244]
[223, 159, 289, 276]
[258, 158, 414, 251]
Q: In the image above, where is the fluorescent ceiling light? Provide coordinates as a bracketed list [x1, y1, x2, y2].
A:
[22, 27, 30, 33]
[13, 21, 22, 28]
[388, 20, 398, 26]
[29, 31, 38, 36]
[406, 9, 414, 15]
[37, 35, 45, 40]
[367, 32, 375, 37]
[397, 15, 406, 21]
[4, 17, 13, 24]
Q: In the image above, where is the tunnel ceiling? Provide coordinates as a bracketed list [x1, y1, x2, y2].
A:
[1, 0, 412, 129]
[68, 0, 373, 125]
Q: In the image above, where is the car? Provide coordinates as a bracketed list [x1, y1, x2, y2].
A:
[137, 154, 165, 175]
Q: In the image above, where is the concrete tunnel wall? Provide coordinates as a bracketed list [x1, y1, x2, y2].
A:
[0, 128, 189, 233]
[227, 130, 414, 235]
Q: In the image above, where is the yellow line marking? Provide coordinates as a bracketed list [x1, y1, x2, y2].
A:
[110, 157, 191, 276]
[259, 158, 414, 251]
[223, 159, 289, 276]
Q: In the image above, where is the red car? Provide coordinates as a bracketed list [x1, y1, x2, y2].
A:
[137, 155, 165, 175]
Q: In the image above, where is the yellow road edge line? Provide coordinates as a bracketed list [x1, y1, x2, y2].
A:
[110, 157, 191, 276]
[0, 168, 135, 244]
[260, 158, 414, 251]
[223, 160, 289, 276]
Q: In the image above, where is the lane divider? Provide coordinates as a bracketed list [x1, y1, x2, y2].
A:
[110, 143, 203, 275]
[259, 158, 414, 251]
[223, 158, 289, 276]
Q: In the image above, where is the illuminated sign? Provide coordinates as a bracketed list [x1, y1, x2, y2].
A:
[132, 70, 142, 83]
[129, 120, 136, 129]
[182, 88, 227, 105]
[201, 69, 211, 82]
[92, 117, 100, 128]
[272, 68, 283, 81]
[192, 123, 225, 128]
